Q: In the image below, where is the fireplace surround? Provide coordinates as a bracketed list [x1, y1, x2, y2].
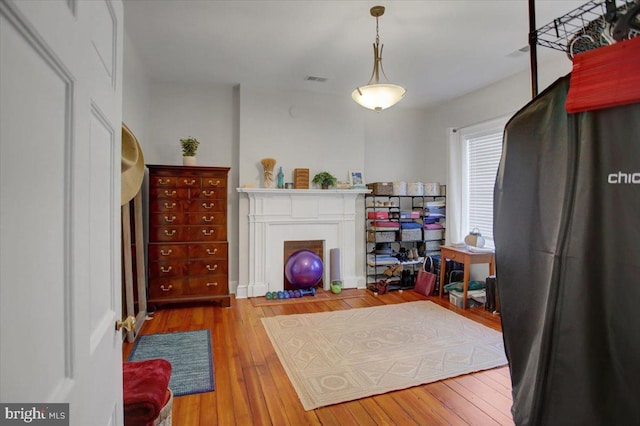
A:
[236, 188, 369, 297]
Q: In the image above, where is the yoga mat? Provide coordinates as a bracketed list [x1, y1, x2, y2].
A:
[330, 248, 341, 281]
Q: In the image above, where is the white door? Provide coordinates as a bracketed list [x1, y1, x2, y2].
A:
[0, 0, 124, 425]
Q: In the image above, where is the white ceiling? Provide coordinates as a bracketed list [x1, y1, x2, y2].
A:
[123, 0, 586, 109]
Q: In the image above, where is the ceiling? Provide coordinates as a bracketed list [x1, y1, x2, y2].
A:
[123, 0, 586, 109]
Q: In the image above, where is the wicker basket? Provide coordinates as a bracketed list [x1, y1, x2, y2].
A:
[366, 182, 393, 195]
[154, 389, 173, 426]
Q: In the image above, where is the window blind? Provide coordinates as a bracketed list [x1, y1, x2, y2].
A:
[466, 132, 503, 245]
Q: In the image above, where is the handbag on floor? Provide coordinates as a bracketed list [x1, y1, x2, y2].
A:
[414, 256, 437, 296]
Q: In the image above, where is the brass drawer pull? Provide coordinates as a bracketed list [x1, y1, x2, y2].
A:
[164, 202, 176, 209]
[202, 229, 215, 236]
[206, 282, 218, 287]
[202, 203, 215, 209]
[164, 215, 176, 223]
[160, 266, 172, 273]
[203, 190, 215, 196]
[160, 285, 173, 292]
[184, 179, 196, 186]
[164, 190, 176, 196]
[206, 248, 218, 255]
[206, 264, 218, 271]
[158, 178, 171, 185]
[202, 216, 214, 223]
[160, 249, 173, 256]
[164, 229, 176, 236]
[208, 179, 221, 186]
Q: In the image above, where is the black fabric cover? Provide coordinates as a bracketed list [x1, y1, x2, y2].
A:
[494, 75, 640, 426]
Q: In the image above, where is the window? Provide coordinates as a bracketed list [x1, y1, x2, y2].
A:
[448, 115, 508, 248]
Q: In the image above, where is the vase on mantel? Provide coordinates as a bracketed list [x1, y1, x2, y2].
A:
[183, 156, 197, 166]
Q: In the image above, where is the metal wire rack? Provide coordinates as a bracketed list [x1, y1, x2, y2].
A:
[535, 0, 638, 57]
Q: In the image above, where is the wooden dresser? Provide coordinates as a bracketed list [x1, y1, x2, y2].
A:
[147, 165, 230, 308]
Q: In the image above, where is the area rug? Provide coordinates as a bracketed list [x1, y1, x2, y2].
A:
[127, 330, 214, 396]
[261, 301, 507, 410]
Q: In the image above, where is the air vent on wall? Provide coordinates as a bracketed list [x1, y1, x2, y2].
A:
[304, 75, 328, 82]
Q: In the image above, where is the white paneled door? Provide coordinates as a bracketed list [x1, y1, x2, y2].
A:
[0, 0, 124, 425]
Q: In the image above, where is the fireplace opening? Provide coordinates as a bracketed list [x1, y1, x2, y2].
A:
[283, 240, 324, 291]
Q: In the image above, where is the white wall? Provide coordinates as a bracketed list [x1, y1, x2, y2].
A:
[423, 54, 573, 153]
[123, 30, 150, 151]
[364, 106, 442, 184]
[238, 85, 365, 187]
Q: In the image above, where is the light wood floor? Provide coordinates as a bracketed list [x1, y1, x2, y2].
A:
[123, 289, 514, 425]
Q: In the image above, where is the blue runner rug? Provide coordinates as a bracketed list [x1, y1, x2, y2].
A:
[127, 329, 214, 396]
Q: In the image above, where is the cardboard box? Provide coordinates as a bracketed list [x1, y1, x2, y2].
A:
[366, 182, 393, 195]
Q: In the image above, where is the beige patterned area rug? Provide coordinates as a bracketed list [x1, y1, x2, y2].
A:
[261, 301, 508, 410]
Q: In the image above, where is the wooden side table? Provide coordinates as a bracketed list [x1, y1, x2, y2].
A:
[438, 246, 495, 309]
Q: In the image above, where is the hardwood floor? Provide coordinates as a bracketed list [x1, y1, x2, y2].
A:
[123, 289, 514, 425]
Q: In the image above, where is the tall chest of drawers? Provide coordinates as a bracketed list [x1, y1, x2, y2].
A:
[147, 165, 231, 308]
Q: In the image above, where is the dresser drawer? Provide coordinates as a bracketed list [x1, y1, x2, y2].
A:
[201, 177, 226, 189]
[148, 244, 187, 261]
[149, 226, 186, 242]
[188, 242, 227, 259]
[149, 199, 184, 213]
[190, 187, 224, 199]
[176, 176, 201, 188]
[188, 259, 228, 276]
[149, 260, 186, 278]
[188, 199, 226, 212]
[149, 188, 190, 199]
[150, 213, 186, 227]
[187, 226, 226, 241]
[149, 176, 177, 188]
[187, 276, 228, 296]
[186, 212, 225, 226]
[148, 277, 185, 299]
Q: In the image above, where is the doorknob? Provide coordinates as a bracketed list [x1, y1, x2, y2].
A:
[116, 315, 136, 332]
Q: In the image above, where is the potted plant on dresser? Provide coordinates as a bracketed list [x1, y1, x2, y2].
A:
[180, 137, 200, 166]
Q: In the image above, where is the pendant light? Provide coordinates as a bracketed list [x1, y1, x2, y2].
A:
[352, 6, 406, 112]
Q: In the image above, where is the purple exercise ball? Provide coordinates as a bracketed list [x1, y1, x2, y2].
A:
[285, 249, 323, 288]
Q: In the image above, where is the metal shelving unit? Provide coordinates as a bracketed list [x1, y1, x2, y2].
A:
[529, 0, 638, 95]
[365, 194, 446, 293]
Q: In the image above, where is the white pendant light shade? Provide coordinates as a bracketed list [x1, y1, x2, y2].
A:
[352, 83, 406, 112]
[352, 6, 406, 112]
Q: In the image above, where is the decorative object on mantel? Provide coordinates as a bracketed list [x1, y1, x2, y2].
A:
[277, 166, 285, 189]
[349, 170, 366, 189]
[351, 5, 406, 112]
[180, 137, 200, 166]
[260, 158, 276, 188]
[312, 171, 337, 189]
[294, 168, 309, 189]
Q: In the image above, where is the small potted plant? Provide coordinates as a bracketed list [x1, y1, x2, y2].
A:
[180, 137, 200, 166]
[312, 171, 337, 189]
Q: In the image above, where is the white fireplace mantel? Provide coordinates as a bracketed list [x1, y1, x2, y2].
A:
[236, 188, 370, 298]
